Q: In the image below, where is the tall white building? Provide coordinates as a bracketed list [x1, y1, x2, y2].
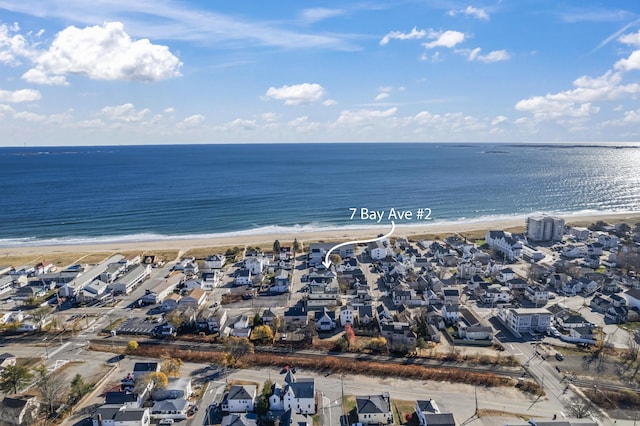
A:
[526, 215, 565, 242]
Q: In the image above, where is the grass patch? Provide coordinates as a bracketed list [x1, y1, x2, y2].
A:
[392, 399, 416, 425]
[620, 322, 640, 332]
[342, 395, 358, 425]
[104, 317, 125, 332]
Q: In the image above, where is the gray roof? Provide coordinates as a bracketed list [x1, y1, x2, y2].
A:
[421, 413, 456, 426]
[114, 409, 147, 422]
[133, 362, 158, 373]
[228, 385, 255, 401]
[151, 398, 189, 412]
[105, 391, 138, 405]
[221, 413, 258, 426]
[356, 394, 390, 414]
[286, 378, 314, 399]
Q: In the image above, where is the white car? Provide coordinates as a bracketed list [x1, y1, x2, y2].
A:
[159, 419, 174, 425]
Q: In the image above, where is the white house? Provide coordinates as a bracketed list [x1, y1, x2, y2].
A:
[150, 398, 189, 420]
[234, 269, 252, 286]
[224, 385, 256, 413]
[486, 230, 523, 261]
[314, 307, 336, 331]
[110, 264, 151, 295]
[368, 241, 389, 260]
[204, 254, 226, 269]
[415, 399, 456, 426]
[499, 307, 552, 335]
[356, 393, 393, 425]
[283, 378, 316, 415]
[245, 257, 267, 275]
[93, 406, 150, 426]
[624, 288, 640, 310]
[178, 288, 207, 309]
[524, 285, 550, 305]
[339, 304, 355, 326]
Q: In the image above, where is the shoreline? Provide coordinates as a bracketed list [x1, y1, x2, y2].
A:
[1, 211, 639, 260]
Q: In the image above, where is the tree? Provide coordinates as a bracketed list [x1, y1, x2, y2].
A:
[589, 220, 609, 232]
[251, 325, 274, 343]
[165, 309, 183, 330]
[0, 365, 33, 395]
[273, 240, 281, 256]
[33, 365, 67, 416]
[329, 253, 342, 266]
[566, 396, 591, 418]
[271, 316, 281, 335]
[252, 312, 262, 327]
[135, 372, 168, 394]
[31, 306, 53, 330]
[223, 337, 254, 365]
[293, 239, 300, 254]
[367, 337, 388, 352]
[256, 379, 273, 415]
[344, 324, 356, 349]
[70, 374, 92, 403]
[161, 357, 183, 378]
[126, 340, 139, 352]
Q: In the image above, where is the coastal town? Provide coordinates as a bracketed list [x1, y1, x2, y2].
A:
[1, 216, 640, 426]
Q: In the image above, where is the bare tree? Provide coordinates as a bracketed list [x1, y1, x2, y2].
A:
[566, 396, 591, 418]
[34, 365, 68, 416]
[223, 337, 254, 365]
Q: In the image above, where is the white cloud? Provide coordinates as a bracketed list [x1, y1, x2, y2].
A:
[178, 114, 205, 128]
[423, 30, 465, 49]
[322, 99, 337, 106]
[264, 83, 326, 105]
[164, 107, 175, 114]
[515, 71, 640, 121]
[100, 103, 150, 122]
[21, 68, 68, 86]
[261, 112, 280, 122]
[375, 93, 390, 101]
[13, 110, 45, 122]
[492, 115, 508, 126]
[300, 8, 345, 23]
[288, 115, 319, 133]
[619, 30, 640, 46]
[0, 22, 32, 65]
[0, 88, 41, 103]
[0, 104, 16, 117]
[447, 6, 489, 20]
[380, 27, 427, 46]
[337, 107, 397, 125]
[462, 48, 510, 63]
[615, 50, 640, 72]
[24, 22, 182, 85]
[221, 118, 256, 131]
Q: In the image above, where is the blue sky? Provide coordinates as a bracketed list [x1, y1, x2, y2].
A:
[1, 1, 640, 145]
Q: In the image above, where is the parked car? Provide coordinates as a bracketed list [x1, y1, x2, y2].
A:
[555, 352, 564, 361]
[159, 419, 174, 425]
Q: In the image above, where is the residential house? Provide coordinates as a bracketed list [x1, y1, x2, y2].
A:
[284, 305, 308, 331]
[262, 309, 277, 326]
[221, 414, 257, 426]
[376, 304, 393, 325]
[200, 271, 220, 289]
[499, 308, 552, 335]
[204, 254, 226, 269]
[271, 373, 317, 415]
[570, 227, 591, 241]
[0, 276, 14, 296]
[152, 377, 192, 401]
[507, 278, 528, 290]
[0, 395, 39, 426]
[105, 392, 142, 409]
[497, 268, 516, 283]
[561, 279, 583, 296]
[305, 283, 340, 310]
[441, 304, 460, 324]
[161, 294, 181, 312]
[0, 353, 17, 369]
[481, 284, 512, 305]
[442, 287, 460, 305]
[308, 243, 354, 266]
[623, 288, 640, 310]
[357, 305, 374, 326]
[132, 362, 159, 380]
[339, 304, 355, 326]
[14, 285, 44, 300]
[196, 308, 227, 333]
[270, 270, 290, 294]
[368, 241, 390, 260]
[150, 399, 189, 420]
[79, 279, 111, 303]
[178, 288, 207, 309]
[380, 322, 417, 351]
[93, 406, 150, 426]
[314, 307, 336, 331]
[415, 399, 456, 426]
[356, 393, 393, 425]
[234, 270, 252, 286]
[224, 385, 257, 413]
[244, 257, 267, 275]
[486, 230, 523, 261]
[524, 285, 549, 305]
[556, 314, 591, 330]
[578, 277, 599, 295]
[100, 263, 125, 284]
[110, 264, 151, 295]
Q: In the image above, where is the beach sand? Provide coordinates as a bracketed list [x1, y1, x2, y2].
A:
[1, 212, 639, 266]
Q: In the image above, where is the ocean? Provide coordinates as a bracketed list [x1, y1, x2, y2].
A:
[1, 143, 640, 247]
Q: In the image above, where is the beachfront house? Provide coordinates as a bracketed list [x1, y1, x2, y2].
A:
[356, 393, 393, 425]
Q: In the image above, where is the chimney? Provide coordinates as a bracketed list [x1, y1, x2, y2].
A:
[97, 413, 103, 426]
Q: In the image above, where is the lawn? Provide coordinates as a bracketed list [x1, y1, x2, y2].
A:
[392, 399, 417, 425]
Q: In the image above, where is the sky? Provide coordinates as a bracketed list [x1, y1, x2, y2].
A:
[1, 1, 640, 146]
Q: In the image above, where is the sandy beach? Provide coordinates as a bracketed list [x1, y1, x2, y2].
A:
[1, 212, 639, 264]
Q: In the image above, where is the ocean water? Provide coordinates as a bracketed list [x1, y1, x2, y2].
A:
[1, 143, 640, 247]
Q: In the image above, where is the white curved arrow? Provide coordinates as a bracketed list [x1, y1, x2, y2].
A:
[322, 221, 396, 269]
